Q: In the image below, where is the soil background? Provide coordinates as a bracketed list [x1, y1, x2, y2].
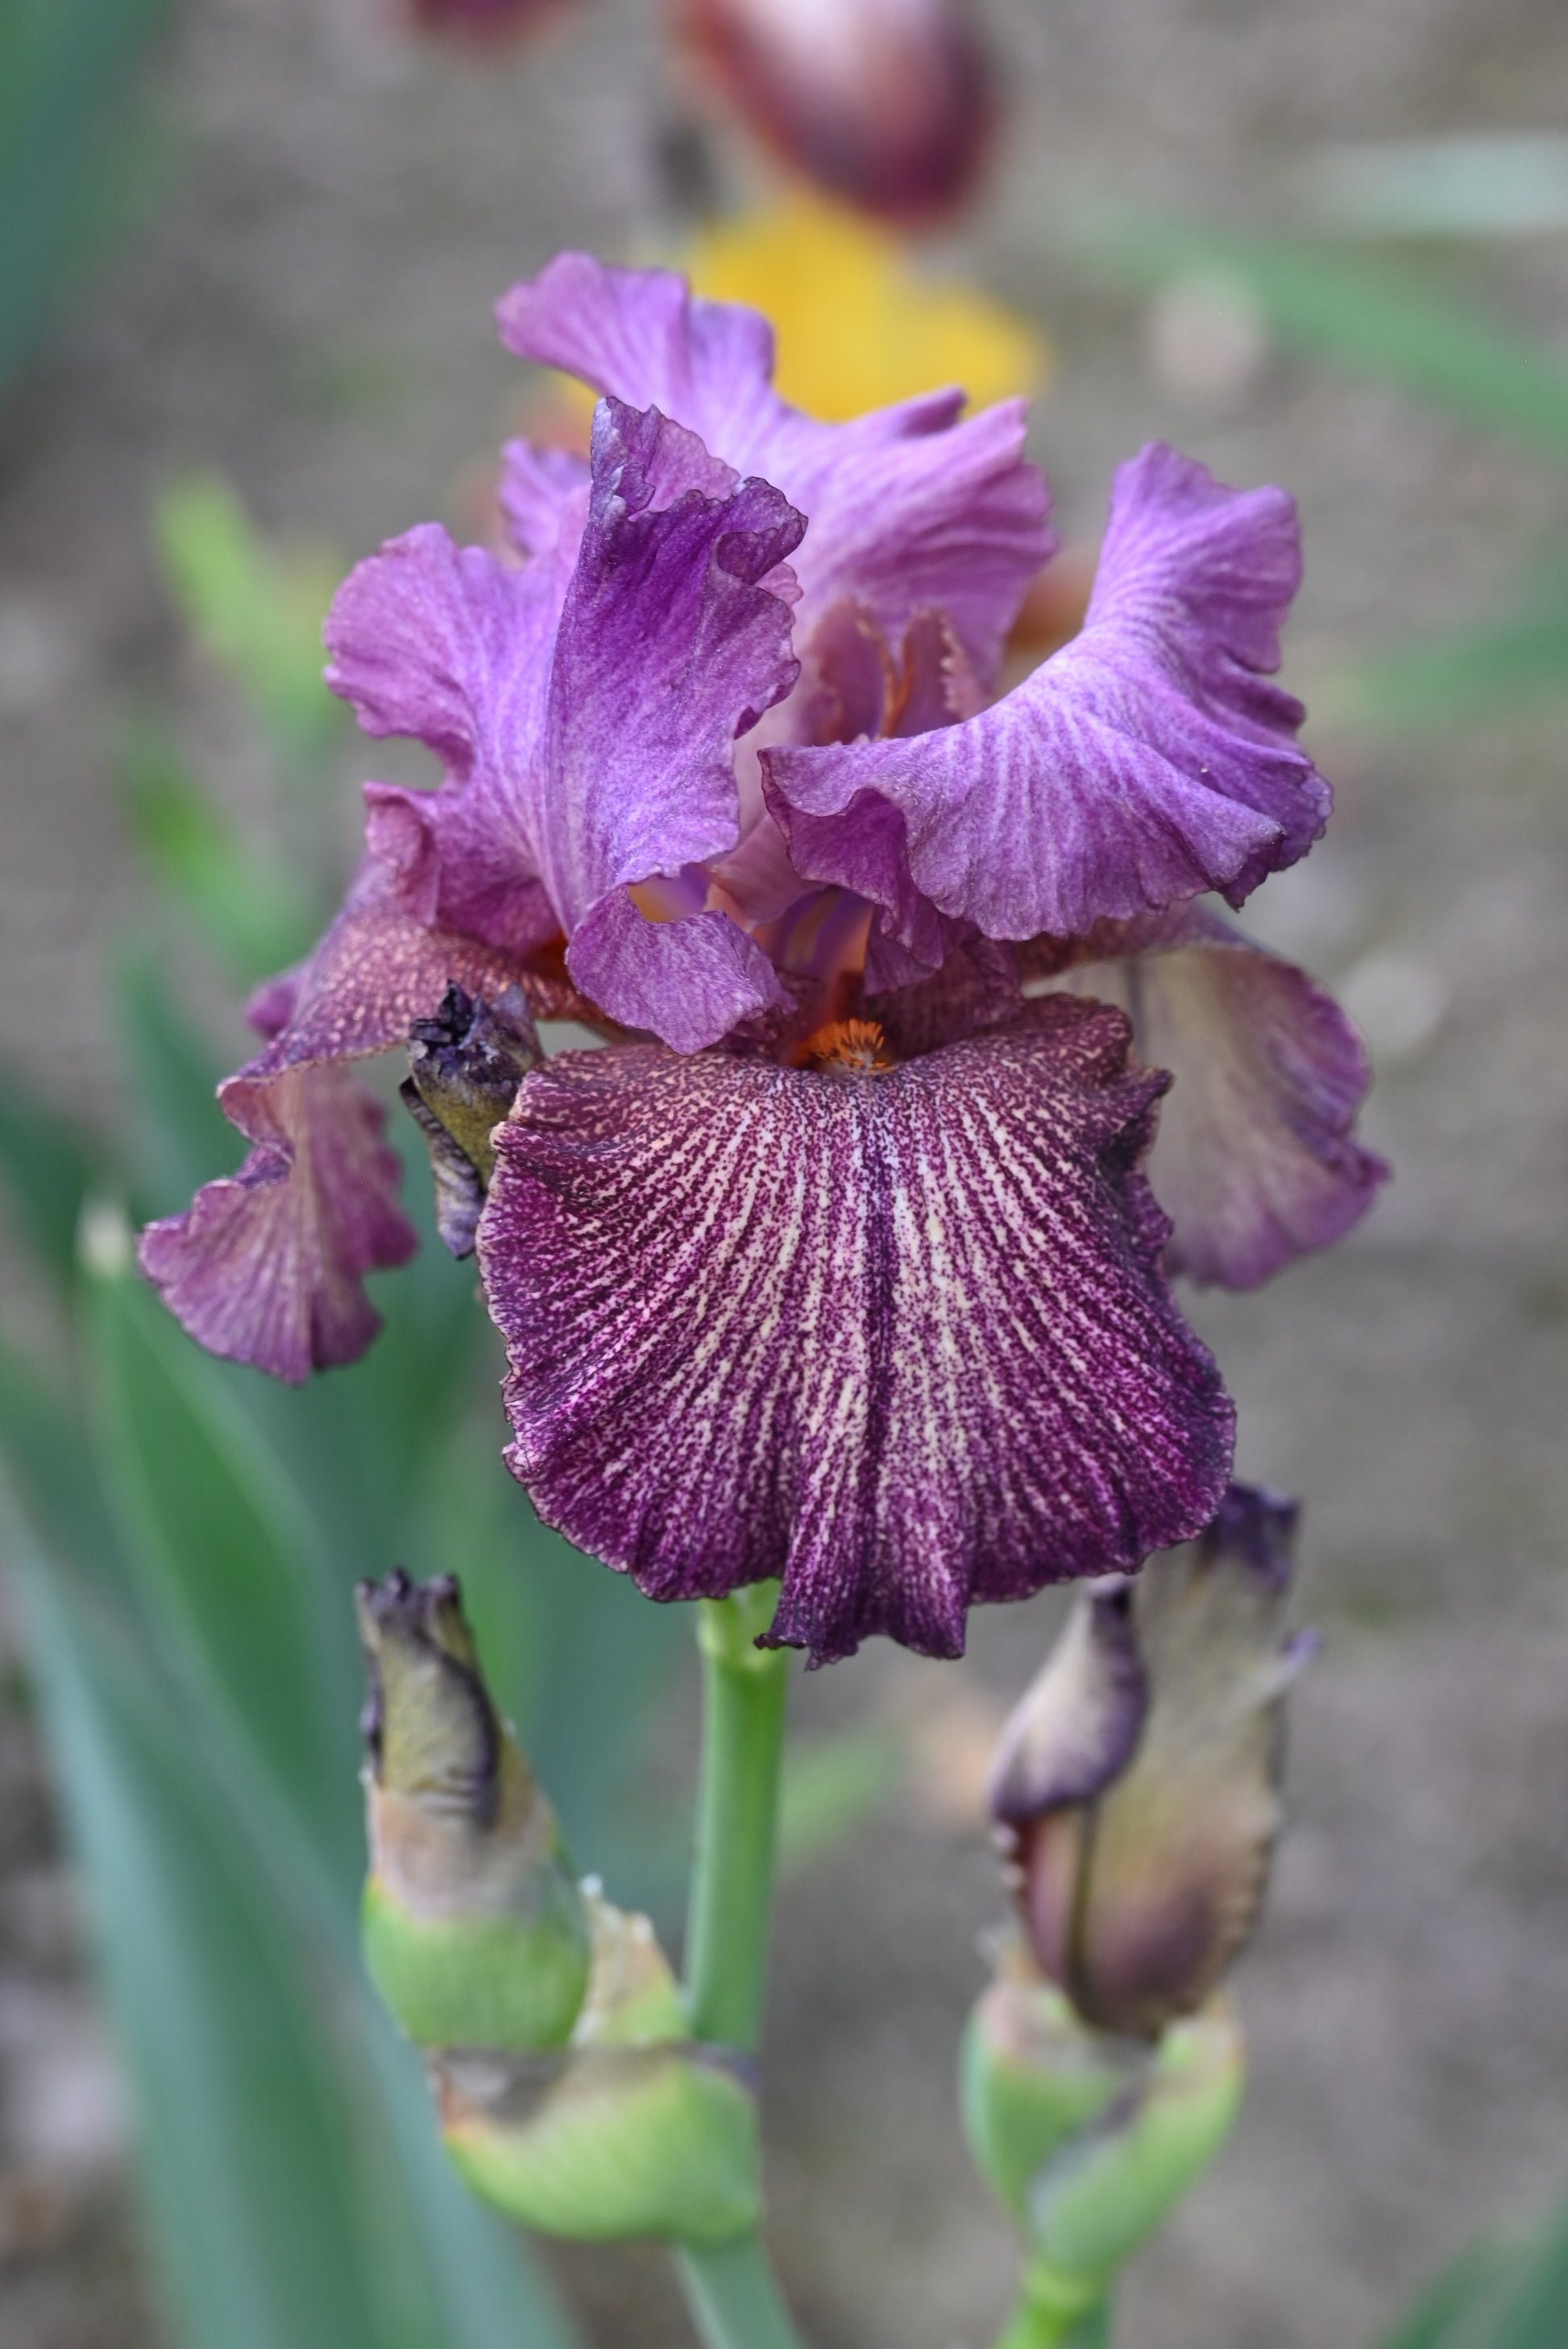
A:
[3, 1, 1568, 2343]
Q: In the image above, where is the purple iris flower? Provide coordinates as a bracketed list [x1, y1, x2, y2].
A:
[139, 255, 1385, 1665]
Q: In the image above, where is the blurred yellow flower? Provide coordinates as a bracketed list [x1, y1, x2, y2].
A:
[686, 195, 1049, 419]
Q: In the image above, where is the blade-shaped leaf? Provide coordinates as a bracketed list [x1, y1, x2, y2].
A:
[0, 1060, 102, 1294]
[6, 1505, 580, 2349]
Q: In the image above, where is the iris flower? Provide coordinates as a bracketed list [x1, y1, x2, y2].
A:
[140, 254, 1384, 1664]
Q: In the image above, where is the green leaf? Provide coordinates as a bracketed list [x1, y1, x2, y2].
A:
[1374, 2246, 1522, 2349]
[154, 474, 345, 761]
[85, 1254, 360, 1878]
[1484, 2202, 1568, 2349]
[0, 1058, 101, 1293]
[6, 1505, 579, 2349]
[1066, 212, 1568, 463]
[0, 0, 174, 404]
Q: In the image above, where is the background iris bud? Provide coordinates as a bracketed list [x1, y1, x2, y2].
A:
[400, 984, 540, 1258]
[987, 1483, 1313, 2040]
[435, 1888, 762, 2245]
[355, 1570, 590, 2053]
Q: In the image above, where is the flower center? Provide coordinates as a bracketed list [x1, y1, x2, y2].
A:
[804, 1018, 894, 1075]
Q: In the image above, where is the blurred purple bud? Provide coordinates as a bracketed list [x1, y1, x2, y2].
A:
[675, 0, 995, 226]
[408, 0, 575, 45]
[989, 1485, 1310, 2039]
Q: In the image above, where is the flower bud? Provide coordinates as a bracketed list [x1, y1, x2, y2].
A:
[435, 1890, 762, 2244]
[989, 1485, 1313, 2039]
[675, 0, 995, 228]
[400, 986, 540, 1258]
[964, 1940, 1243, 2326]
[356, 1571, 589, 2052]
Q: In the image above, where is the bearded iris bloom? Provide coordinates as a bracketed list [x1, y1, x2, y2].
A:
[139, 253, 1383, 1665]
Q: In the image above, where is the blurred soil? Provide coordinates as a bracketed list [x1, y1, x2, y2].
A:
[3, 0, 1568, 2343]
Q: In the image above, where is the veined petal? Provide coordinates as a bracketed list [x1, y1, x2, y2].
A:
[138, 870, 534, 1380]
[540, 400, 803, 1046]
[1035, 903, 1388, 1288]
[497, 442, 591, 562]
[765, 443, 1330, 952]
[565, 892, 785, 1056]
[496, 253, 1052, 685]
[477, 996, 1233, 1666]
[139, 1066, 416, 1384]
[326, 523, 565, 957]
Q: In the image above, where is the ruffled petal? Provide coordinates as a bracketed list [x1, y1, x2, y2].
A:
[326, 523, 566, 957]
[540, 399, 803, 1045]
[1035, 903, 1387, 1289]
[496, 253, 1052, 684]
[477, 994, 1234, 1666]
[138, 1065, 416, 1384]
[765, 443, 1331, 953]
[566, 890, 785, 1056]
[139, 869, 533, 1379]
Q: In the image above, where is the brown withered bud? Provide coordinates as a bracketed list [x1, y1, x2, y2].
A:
[675, 0, 995, 228]
[989, 1487, 1315, 2040]
[400, 985, 541, 1259]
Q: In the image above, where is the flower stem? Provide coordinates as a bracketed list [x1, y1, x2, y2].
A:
[989, 2278, 1111, 2349]
[674, 2235, 808, 2349]
[682, 1583, 791, 2052]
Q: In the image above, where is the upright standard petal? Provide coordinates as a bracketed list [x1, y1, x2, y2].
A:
[1034, 904, 1388, 1288]
[535, 400, 804, 1044]
[477, 995, 1234, 1666]
[326, 523, 566, 957]
[765, 444, 1331, 955]
[496, 253, 1052, 685]
[139, 1066, 416, 1384]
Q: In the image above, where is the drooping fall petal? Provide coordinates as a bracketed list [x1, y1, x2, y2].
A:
[477, 995, 1234, 1666]
[765, 444, 1330, 959]
[1032, 903, 1387, 1288]
[138, 1064, 416, 1384]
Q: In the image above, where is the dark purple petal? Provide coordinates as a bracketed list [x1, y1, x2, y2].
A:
[1036, 903, 1388, 1288]
[139, 1065, 416, 1384]
[496, 253, 1052, 685]
[989, 1582, 1148, 1826]
[764, 443, 1330, 954]
[477, 995, 1234, 1666]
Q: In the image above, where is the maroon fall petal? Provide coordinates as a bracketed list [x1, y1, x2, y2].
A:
[477, 996, 1234, 1666]
[138, 1066, 417, 1384]
[1034, 903, 1388, 1288]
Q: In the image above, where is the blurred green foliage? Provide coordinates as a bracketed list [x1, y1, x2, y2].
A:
[0, 0, 177, 407]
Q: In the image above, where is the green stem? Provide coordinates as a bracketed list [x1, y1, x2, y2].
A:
[990, 2279, 1111, 2349]
[675, 2235, 809, 2349]
[682, 1583, 791, 2052]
